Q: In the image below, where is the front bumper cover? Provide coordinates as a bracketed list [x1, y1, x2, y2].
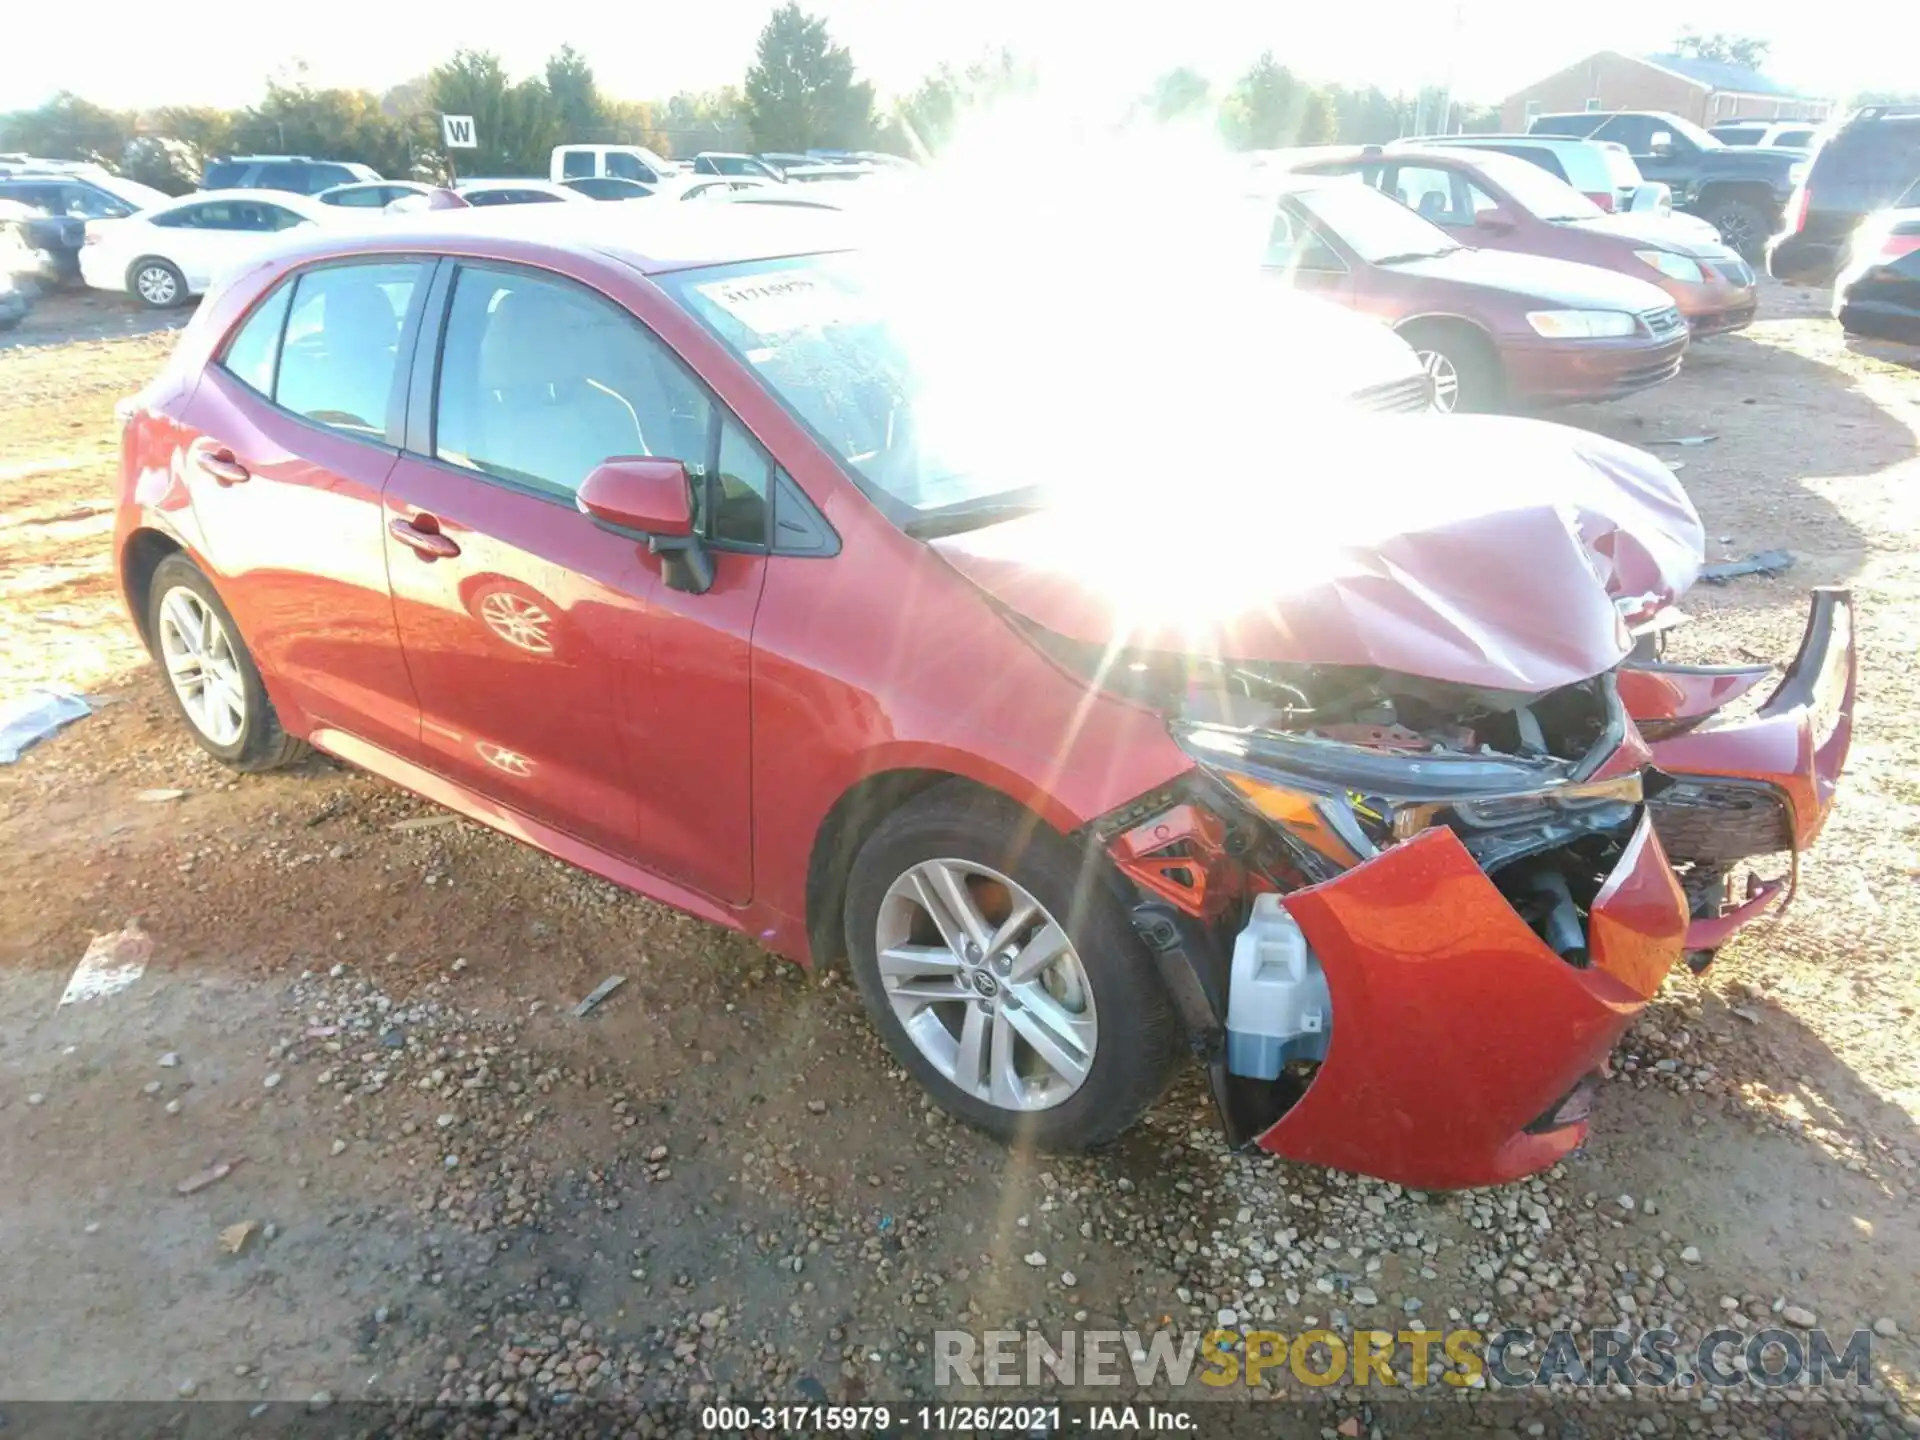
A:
[1252, 812, 1686, 1188]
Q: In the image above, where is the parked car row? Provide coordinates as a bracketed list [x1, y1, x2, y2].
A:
[109, 200, 1856, 1186]
[1527, 109, 1803, 260]
[1250, 137, 1757, 411]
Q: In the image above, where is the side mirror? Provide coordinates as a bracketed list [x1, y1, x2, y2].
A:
[1649, 131, 1675, 156]
[1476, 206, 1518, 232]
[578, 457, 713, 594]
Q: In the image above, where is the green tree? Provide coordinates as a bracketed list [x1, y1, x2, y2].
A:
[228, 82, 418, 179]
[1672, 30, 1772, 69]
[1147, 67, 1213, 123]
[1219, 54, 1335, 150]
[890, 51, 1031, 154]
[1326, 84, 1408, 144]
[427, 50, 559, 176]
[744, 2, 876, 150]
[0, 91, 131, 162]
[657, 88, 753, 157]
[545, 45, 608, 141]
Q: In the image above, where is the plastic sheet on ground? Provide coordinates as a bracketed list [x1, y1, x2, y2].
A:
[0, 687, 91, 763]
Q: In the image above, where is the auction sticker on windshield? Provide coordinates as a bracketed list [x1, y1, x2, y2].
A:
[693, 272, 867, 337]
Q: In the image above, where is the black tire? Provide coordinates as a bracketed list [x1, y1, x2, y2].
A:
[1398, 320, 1505, 414]
[843, 781, 1182, 1150]
[1701, 199, 1770, 262]
[128, 257, 189, 310]
[146, 553, 308, 772]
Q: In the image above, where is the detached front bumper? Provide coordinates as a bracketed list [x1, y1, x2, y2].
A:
[1252, 812, 1686, 1189]
[1638, 589, 1856, 949]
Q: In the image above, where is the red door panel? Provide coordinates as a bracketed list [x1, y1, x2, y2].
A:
[381, 459, 653, 860]
[622, 548, 765, 905]
[181, 366, 418, 757]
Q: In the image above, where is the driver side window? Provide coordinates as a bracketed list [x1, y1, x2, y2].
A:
[1391, 166, 1468, 226]
[433, 266, 771, 543]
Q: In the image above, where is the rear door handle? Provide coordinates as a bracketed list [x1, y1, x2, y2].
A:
[191, 443, 249, 486]
[389, 515, 461, 560]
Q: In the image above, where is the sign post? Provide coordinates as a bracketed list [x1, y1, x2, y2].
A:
[440, 114, 476, 184]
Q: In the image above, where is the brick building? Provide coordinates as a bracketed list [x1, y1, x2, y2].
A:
[1500, 52, 1833, 132]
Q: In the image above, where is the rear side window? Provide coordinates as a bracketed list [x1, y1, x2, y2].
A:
[202, 161, 248, 188]
[604, 152, 657, 183]
[221, 284, 293, 396]
[272, 262, 424, 438]
[561, 150, 594, 178]
[326, 186, 385, 207]
[1490, 146, 1569, 182]
[1820, 119, 1920, 197]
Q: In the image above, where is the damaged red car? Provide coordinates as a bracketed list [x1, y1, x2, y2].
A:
[112, 208, 1855, 1188]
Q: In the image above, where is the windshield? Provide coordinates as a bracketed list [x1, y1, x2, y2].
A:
[664, 249, 1407, 527]
[1658, 115, 1725, 150]
[1291, 182, 1459, 263]
[1472, 151, 1605, 221]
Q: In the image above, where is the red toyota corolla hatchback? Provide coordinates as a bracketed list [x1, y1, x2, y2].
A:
[113, 206, 1854, 1187]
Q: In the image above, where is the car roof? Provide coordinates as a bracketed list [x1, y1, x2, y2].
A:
[167, 188, 329, 213]
[260, 199, 854, 274]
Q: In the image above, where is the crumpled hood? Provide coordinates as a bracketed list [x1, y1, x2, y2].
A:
[932, 416, 1704, 693]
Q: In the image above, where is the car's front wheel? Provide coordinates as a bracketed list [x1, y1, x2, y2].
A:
[147, 553, 308, 772]
[843, 783, 1180, 1150]
[129, 258, 188, 309]
[1398, 320, 1503, 414]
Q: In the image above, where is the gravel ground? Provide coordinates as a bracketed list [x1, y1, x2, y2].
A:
[1, 284, 1916, 1437]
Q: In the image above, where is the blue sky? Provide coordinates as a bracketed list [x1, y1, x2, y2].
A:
[6, 0, 1913, 112]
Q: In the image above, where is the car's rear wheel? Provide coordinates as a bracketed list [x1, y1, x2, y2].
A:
[1399, 321, 1503, 414]
[147, 554, 307, 772]
[843, 783, 1180, 1150]
[1701, 199, 1769, 261]
[129, 258, 187, 309]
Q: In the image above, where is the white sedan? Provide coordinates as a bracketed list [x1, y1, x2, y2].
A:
[79, 189, 335, 308]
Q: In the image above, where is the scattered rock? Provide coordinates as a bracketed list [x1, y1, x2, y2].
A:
[219, 1221, 255, 1255]
[1024, 1252, 1046, 1268]
[1782, 1304, 1817, 1328]
[1874, 1318, 1899, 1339]
[262, 1073, 282, 1091]
[175, 1160, 236, 1195]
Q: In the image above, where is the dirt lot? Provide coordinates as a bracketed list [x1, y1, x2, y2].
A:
[2, 284, 1917, 1436]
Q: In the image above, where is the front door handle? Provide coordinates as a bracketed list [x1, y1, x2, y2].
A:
[192, 443, 249, 486]
[389, 515, 461, 560]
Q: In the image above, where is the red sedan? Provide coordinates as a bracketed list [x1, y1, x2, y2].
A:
[112, 207, 1854, 1187]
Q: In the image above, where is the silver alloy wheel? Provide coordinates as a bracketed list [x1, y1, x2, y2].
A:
[1417, 349, 1460, 412]
[136, 264, 178, 306]
[157, 585, 247, 747]
[874, 859, 1097, 1112]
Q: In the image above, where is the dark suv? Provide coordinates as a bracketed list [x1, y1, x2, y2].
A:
[1531, 111, 1804, 259]
[1769, 106, 1920, 284]
[201, 156, 380, 195]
